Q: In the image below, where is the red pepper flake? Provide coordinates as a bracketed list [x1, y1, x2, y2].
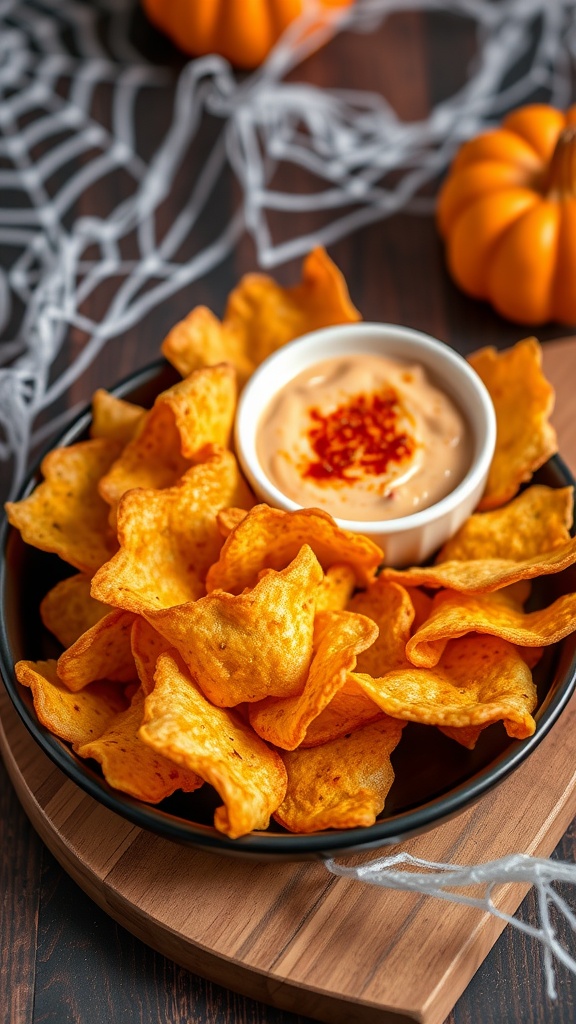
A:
[302, 387, 415, 484]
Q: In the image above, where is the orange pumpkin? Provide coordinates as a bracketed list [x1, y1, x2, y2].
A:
[142, 0, 354, 70]
[437, 104, 576, 325]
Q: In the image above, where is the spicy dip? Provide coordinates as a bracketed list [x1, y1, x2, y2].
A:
[256, 354, 472, 522]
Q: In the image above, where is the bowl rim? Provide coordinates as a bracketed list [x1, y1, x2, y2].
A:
[235, 322, 497, 537]
[1, 356, 575, 857]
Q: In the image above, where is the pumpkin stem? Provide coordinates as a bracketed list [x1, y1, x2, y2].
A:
[545, 125, 576, 197]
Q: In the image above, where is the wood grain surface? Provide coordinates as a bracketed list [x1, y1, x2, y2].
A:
[2, 7, 576, 1024]
[1, 529, 576, 1024]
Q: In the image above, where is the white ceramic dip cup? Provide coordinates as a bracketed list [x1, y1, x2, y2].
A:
[235, 323, 496, 566]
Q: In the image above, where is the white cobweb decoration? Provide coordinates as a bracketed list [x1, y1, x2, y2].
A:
[2, 0, 576, 495]
[325, 851, 576, 1001]
[2, 0, 576, 998]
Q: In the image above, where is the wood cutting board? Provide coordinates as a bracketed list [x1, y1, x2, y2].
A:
[1, 336, 576, 1024]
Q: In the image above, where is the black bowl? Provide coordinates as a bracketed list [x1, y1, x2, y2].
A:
[1, 359, 576, 860]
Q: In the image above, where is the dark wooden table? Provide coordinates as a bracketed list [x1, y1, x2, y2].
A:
[2, 5, 576, 1023]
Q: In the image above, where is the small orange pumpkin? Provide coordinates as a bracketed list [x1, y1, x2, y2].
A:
[437, 104, 576, 325]
[142, 0, 354, 70]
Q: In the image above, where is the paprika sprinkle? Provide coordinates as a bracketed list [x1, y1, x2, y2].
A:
[303, 387, 416, 484]
[257, 353, 472, 522]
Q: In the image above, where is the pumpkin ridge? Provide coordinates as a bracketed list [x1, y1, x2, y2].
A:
[486, 201, 560, 324]
[451, 129, 543, 174]
[503, 105, 566, 162]
[447, 188, 539, 299]
[268, 0, 301, 35]
[142, 0, 354, 68]
[437, 160, 537, 238]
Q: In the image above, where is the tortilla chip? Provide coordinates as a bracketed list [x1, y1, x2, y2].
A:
[437, 485, 574, 562]
[469, 338, 557, 510]
[249, 609, 378, 749]
[5, 438, 121, 573]
[296, 677, 385, 748]
[15, 659, 126, 746]
[130, 618, 173, 696]
[501, 580, 532, 609]
[139, 652, 287, 838]
[216, 507, 247, 538]
[274, 718, 405, 833]
[519, 646, 544, 669]
[161, 247, 360, 384]
[90, 389, 145, 445]
[348, 579, 414, 675]
[161, 306, 254, 386]
[57, 610, 136, 691]
[407, 587, 434, 633]
[91, 447, 254, 614]
[439, 724, 488, 750]
[98, 364, 237, 525]
[405, 588, 576, 668]
[354, 635, 537, 738]
[206, 504, 383, 595]
[381, 536, 576, 595]
[124, 681, 140, 702]
[77, 689, 203, 802]
[40, 574, 110, 649]
[315, 564, 356, 613]
[148, 545, 323, 707]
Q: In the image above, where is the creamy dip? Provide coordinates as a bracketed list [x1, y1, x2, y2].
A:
[256, 354, 472, 521]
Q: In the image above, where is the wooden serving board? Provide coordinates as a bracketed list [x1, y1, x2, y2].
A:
[1, 337, 576, 1024]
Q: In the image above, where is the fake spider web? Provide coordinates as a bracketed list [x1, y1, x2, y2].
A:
[2, 0, 576, 495]
[2, 0, 576, 997]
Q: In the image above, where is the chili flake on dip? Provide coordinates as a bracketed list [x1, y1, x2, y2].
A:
[235, 323, 496, 566]
[256, 354, 472, 522]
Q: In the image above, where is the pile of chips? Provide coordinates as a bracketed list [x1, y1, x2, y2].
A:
[6, 249, 576, 838]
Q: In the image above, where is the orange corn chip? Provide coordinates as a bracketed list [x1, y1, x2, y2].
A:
[131, 618, 173, 695]
[5, 438, 121, 573]
[354, 635, 537, 738]
[161, 247, 360, 384]
[124, 681, 140, 702]
[292, 677, 384, 749]
[15, 659, 126, 746]
[91, 447, 254, 613]
[315, 564, 356, 613]
[381, 536, 576, 594]
[348, 579, 414, 676]
[139, 652, 287, 838]
[57, 610, 136, 691]
[439, 724, 488, 750]
[162, 306, 254, 385]
[469, 338, 557, 510]
[274, 718, 405, 833]
[90, 389, 145, 445]
[519, 646, 544, 669]
[501, 580, 532, 609]
[206, 504, 383, 595]
[216, 506, 247, 538]
[148, 545, 323, 706]
[249, 609, 378, 749]
[405, 588, 576, 668]
[406, 587, 434, 633]
[437, 485, 574, 562]
[40, 574, 110, 648]
[77, 689, 203, 802]
[98, 364, 237, 524]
